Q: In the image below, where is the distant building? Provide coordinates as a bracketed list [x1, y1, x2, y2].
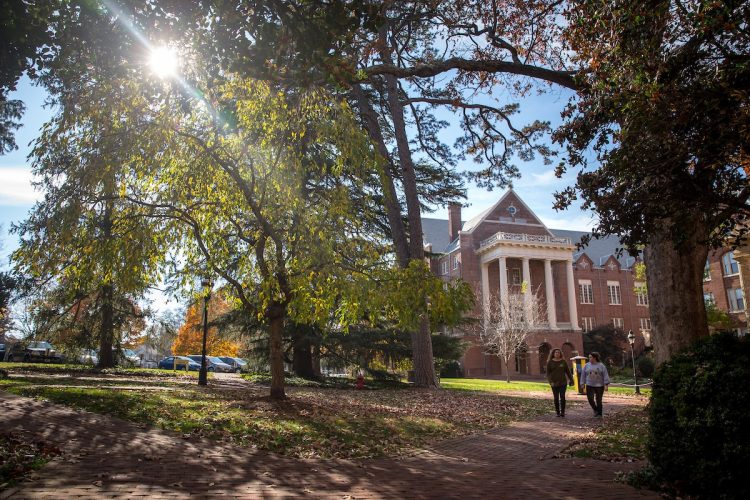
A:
[422, 189, 650, 378]
[704, 248, 748, 335]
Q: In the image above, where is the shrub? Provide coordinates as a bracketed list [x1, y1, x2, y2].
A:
[440, 360, 463, 378]
[636, 355, 655, 378]
[648, 333, 750, 498]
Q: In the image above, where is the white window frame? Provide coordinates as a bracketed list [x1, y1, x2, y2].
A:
[607, 281, 622, 305]
[723, 252, 740, 276]
[581, 317, 595, 332]
[640, 317, 652, 331]
[578, 280, 594, 304]
[452, 254, 459, 270]
[704, 291, 715, 305]
[613, 317, 624, 329]
[635, 282, 648, 306]
[441, 260, 449, 275]
[703, 259, 712, 281]
[727, 287, 745, 312]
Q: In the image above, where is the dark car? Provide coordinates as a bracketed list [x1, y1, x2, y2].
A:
[6, 341, 63, 363]
[187, 355, 233, 373]
[158, 356, 201, 371]
[218, 357, 249, 373]
[0, 343, 6, 362]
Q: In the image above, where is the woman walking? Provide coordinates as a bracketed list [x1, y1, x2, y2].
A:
[581, 352, 610, 417]
[546, 348, 574, 417]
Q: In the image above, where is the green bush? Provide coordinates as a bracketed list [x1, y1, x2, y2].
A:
[636, 355, 655, 378]
[440, 360, 463, 378]
[648, 333, 750, 498]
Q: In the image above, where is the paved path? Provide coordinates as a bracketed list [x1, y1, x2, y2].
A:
[0, 390, 656, 499]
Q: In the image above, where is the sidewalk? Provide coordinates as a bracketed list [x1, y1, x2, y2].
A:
[0, 391, 656, 499]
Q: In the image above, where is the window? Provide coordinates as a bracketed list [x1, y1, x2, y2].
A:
[578, 280, 594, 304]
[703, 260, 711, 281]
[508, 268, 521, 285]
[635, 282, 648, 306]
[704, 292, 715, 305]
[607, 281, 622, 305]
[613, 318, 624, 329]
[640, 317, 652, 331]
[441, 260, 449, 275]
[727, 288, 745, 312]
[452, 254, 460, 270]
[581, 317, 595, 332]
[722, 252, 740, 276]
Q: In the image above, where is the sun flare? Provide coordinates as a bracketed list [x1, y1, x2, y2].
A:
[148, 46, 179, 79]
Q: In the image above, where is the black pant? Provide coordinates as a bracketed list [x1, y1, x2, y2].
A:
[551, 385, 567, 415]
[586, 386, 605, 415]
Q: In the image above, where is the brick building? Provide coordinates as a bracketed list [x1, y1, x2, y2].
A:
[423, 189, 651, 378]
[704, 248, 748, 335]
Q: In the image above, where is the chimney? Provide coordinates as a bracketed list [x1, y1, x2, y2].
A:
[448, 203, 462, 242]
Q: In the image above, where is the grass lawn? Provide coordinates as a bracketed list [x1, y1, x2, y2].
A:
[441, 377, 651, 396]
[556, 406, 649, 461]
[0, 373, 551, 459]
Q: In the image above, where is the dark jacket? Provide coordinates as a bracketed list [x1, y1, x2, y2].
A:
[546, 359, 573, 387]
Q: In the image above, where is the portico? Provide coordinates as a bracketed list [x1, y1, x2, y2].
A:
[478, 231, 580, 331]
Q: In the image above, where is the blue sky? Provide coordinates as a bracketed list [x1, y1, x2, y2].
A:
[0, 76, 594, 267]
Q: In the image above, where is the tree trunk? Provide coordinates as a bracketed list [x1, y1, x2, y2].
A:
[644, 217, 710, 365]
[504, 357, 511, 383]
[267, 303, 286, 399]
[98, 283, 115, 368]
[378, 27, 439, 388]
[292, 325, 317, 380]
[410, 316, 439, 387]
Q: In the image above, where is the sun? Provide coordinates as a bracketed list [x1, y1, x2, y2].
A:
[148, 46, 179, 79]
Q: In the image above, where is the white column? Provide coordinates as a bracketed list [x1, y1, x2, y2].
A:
[481, 262, 490, 321]
[544, 259, 557, 329]
[521, 257, 532, 324]
[566, 259, 580, 330]
[498, 256, 508, 307]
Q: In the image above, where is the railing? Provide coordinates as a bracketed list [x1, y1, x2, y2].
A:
[480, 231, 572, 248]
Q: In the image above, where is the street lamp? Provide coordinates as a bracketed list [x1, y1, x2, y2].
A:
[198, 277, 213, 386]
[627, 330, 640, 395]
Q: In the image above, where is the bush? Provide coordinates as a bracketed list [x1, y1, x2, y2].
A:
[440, 360, 463, 378]
[648, 333, 750, 498]
[636, 355, 655, 378]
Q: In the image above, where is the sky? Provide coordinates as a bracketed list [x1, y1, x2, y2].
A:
[0, 77, 594, 266]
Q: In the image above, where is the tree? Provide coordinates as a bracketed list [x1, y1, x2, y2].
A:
[0, 0, 59, 153]
[555, 0, 750, 364]
[21, 285, 146, 355]
[171, 294, 239, 357]
[12, 21, 170, 367]
[583, 325, 628, 368]
[111, 0, 580, 387]
[0, 271, 17, 335]
[479, 286, 546, 382]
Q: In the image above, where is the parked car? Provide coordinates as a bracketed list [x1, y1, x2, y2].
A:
[118, 348, 140, 367]
[187, 355, 233, 373]
[78, 349, 98, 365]
[0, 343, 6, 361]
[218, 357, 249, 373]
[157, 356, 201, 371]
[6, 341, 63, 363]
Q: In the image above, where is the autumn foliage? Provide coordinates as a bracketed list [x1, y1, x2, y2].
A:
[171, 293, 239, 357]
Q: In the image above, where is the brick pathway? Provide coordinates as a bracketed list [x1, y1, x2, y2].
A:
[0, 390, 657, 499]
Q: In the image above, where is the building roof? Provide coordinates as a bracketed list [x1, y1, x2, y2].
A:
[422, 217, 637, 268]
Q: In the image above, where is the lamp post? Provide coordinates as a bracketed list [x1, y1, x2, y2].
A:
[198, 277, 212, 386]
[627, 329, 640, 394]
